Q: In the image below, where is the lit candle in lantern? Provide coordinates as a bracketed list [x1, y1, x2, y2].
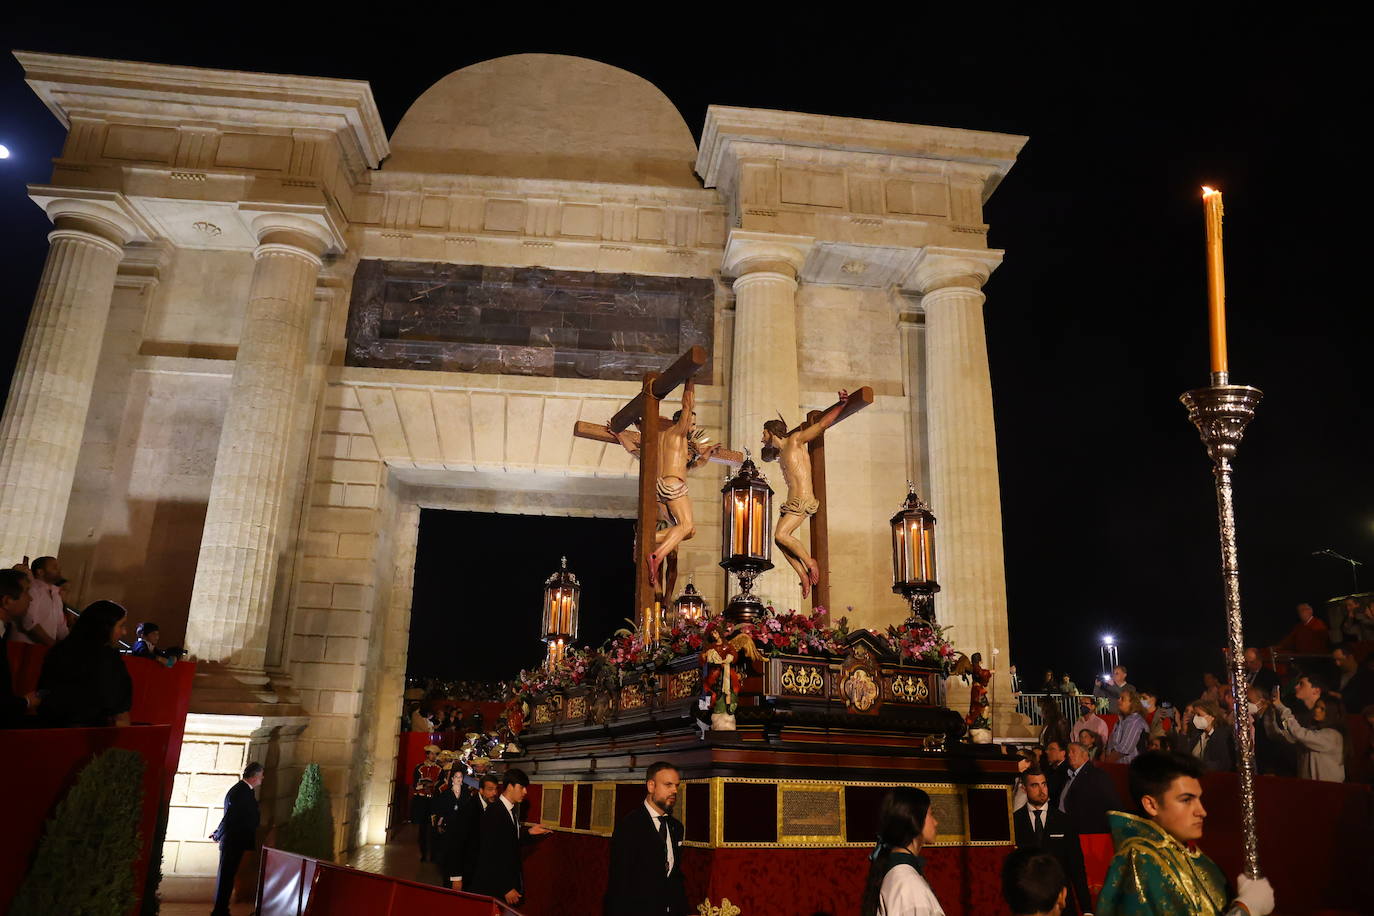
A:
[1202, 186, 1227, 380]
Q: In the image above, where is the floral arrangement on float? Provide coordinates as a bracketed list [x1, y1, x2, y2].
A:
[884, 617, 959, 675]
[502, 605, 961, 727]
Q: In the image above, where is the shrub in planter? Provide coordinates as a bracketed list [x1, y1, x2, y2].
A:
[12, 747, 145, 916]
[277, 763, 334, 861]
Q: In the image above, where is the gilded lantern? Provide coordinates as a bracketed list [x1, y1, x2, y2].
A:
[890, 484, 940, 620]
[542, 556, 580, 666]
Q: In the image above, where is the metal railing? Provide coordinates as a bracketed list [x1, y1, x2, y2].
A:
[1015, 692, 1083, 727]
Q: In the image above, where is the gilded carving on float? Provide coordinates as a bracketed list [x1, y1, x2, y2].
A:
[842, 667, 878, 711]
[779, 664, 825, 696]
[889, 673, 929, 703]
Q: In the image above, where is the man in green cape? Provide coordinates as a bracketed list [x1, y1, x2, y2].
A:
[1097, 751, 1273, 916]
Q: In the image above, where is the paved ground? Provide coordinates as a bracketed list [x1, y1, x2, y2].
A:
[347, 823, 453, 887]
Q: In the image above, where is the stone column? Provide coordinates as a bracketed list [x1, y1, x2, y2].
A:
[0, 198, 137, 560]
[722, 231, 812, 612]
[909, 247, 1018, 732]
[185, 215, 331, 688]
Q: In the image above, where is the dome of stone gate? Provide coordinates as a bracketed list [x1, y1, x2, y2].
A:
[386, 54, 700, 188]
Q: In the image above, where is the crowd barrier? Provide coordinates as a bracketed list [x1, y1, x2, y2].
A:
[0, 724, 171, 910]
[2, 644, 195, 913]
[257, 846, 521, 916]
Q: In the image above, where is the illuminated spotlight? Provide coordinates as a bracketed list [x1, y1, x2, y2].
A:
[1102, 634, 1114, 645]
[0, 144, 11, 159]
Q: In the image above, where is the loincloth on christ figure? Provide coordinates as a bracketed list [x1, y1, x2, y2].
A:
[656, 475, 689, 504]
[780, 495, 820, 517]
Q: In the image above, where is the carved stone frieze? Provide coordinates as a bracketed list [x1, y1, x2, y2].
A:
[345, 259, 715, 381]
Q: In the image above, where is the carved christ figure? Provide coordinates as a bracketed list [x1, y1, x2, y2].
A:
[610, 377, 719, 589]
[760, 390, 849, 599]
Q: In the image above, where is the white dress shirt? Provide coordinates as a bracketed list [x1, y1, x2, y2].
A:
[645, 799, 674, 874]
[14, 579, 66, 644]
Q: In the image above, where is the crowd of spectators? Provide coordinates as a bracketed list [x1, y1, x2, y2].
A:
[1, 554, 183, 730]
[1016, 598, 1374, 790]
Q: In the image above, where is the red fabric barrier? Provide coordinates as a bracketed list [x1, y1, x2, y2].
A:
[1077, 833, 1114, 902]
[1099, 763, 1374, 914]
[0, 724, 172, 913]
[519, 829, 1011, 916]
[7, 642, 195, 805]
[256, 846, 519, 916]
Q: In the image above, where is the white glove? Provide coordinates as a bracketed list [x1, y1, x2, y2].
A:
[1234, 874, 1274, 916]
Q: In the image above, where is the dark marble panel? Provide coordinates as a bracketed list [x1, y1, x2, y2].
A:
[346, 260, 716, 381]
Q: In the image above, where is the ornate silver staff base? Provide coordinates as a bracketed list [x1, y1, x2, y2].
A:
[1180, 383, 1264, 879]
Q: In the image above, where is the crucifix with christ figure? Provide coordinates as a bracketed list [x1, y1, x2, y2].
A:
[760, 386, 874, 609]
[571, 347, 743, 616]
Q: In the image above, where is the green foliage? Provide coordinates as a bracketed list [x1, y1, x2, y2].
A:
[140, 792, 169, 916]
[12, 748, 145, 916]
[277, 764, 334, 861]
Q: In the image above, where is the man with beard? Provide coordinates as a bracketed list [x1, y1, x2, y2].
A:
[604, 760, 690, 915]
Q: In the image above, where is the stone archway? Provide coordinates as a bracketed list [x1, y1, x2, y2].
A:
[293, 369, 727, 847]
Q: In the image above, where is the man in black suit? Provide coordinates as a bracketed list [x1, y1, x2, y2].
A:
[468, 767, 550, 907]
[605, 760, 690, 916]
[1014, 768, 1091, 916]
[1041, 739, 1069, 809]
[210, 761, 263, 916]
[1058, 741, 1121, 837]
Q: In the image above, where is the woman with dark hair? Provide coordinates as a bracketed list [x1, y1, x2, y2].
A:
[1037, 695, 1071, 751]
[37, 600, 133, 727]
[861, 786, 944, 915]
[1185, 698, 1235, 771]
[1267, 687, 1345, 782]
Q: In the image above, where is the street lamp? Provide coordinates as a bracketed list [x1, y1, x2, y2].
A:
[1099, 634, 1119, 674]
[890, 483, 940, 621]
[719, 453, 773, 624]
[541, 556, 580, 668]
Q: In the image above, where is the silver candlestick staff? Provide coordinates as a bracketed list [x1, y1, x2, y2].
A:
[1180, 381, 1263, 878]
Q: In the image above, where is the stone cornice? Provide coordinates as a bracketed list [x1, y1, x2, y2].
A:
[904, 246, 1005, 294]
[366, 170, 720, 208]
[695, 106, 1027, 199]
[14, 50, 389, 169]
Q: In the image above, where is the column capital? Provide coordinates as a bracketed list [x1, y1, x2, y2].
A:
[722, 230, 814, 280]
[904, 246, 1004, 296]
[28, 186, 149, 250]
[240, 203, 344, 259]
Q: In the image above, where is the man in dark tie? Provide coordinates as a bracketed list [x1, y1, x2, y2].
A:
[605, 760, 690, 916]
[1013, 768, 1091, 916]
[469, 767, 550, 907]
[210, 761, 263, 916]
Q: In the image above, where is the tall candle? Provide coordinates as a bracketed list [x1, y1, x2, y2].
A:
[1202, 187, 1228, 377]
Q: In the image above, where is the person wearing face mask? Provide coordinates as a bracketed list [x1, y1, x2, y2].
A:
[1265, 686, 1346, 782]
[1185, 699, 1234, 772]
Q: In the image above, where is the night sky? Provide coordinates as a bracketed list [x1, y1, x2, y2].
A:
[1, 11, 1369, 703]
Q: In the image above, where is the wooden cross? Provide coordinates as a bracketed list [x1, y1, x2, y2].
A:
[570, 347, 726, 619]
[800, 386, 874, 611]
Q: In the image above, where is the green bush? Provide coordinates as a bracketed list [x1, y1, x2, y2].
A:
[12, 747, 145, 916]
[277, 763, 334, 861]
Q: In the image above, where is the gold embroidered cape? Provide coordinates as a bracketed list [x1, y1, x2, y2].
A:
[1096, 811, 1232, 916]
